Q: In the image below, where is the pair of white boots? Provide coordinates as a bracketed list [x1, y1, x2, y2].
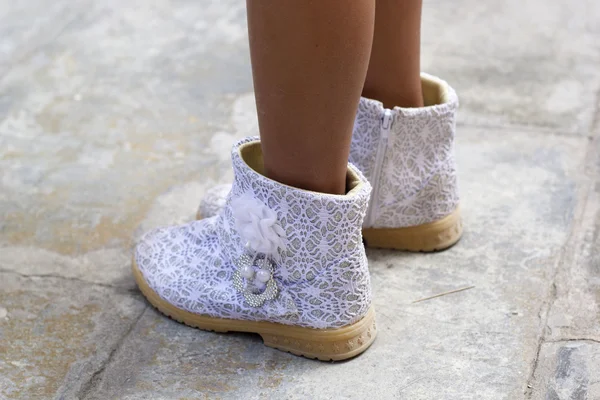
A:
[133, 73, 461, 360]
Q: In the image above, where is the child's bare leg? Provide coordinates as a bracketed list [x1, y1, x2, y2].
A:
[247, 0, 375, 194]
[362, 0, 424, 108]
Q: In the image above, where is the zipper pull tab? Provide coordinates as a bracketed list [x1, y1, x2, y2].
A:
[382, 109, 393, 131]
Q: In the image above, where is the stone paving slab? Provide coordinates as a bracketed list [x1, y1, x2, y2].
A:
[0, 273, 146, 399]
[0, 0, 250, 256]
[82, 307, 295, 400]
[423, 0, 600, 134]
[529, 341, 600, 399]
[545, 140, 600, 342]
[0, 246, 135, 290]
[547, 225, 600, 344]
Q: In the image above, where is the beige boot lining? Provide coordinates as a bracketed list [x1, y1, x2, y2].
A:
[421, 75, 450, 106]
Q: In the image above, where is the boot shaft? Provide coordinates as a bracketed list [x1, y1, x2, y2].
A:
[216, 137, 373, 328]
[350, 73, 460, 228]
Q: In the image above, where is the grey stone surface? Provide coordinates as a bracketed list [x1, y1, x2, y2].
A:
[0, 0, 250, 256]
[83, 307, 296, 400]
[545, 141, 600, 342]
[0, 0, 599, 399]
[424, 0, 600, 134]
[0, 273, 146, 399]
[529, 341, 600, 400]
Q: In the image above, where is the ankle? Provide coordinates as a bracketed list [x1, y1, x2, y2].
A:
[362, 86, 424, 109]
[265, 166, 347, 195]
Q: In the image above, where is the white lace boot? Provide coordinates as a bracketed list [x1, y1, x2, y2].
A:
[350, 73, 461, 251]
[198, 73, 462, 251]
[134, 137, 376, 361]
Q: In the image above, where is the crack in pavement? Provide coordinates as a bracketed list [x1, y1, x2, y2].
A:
[524, 134, 600, 398]
[0, 268, 140, 296]
[544, 338, 600, 345]
[77, 306, 148, 400]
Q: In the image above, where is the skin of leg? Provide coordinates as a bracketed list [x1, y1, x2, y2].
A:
[246, 0, 375, 195]
[362, 0, 424, 108]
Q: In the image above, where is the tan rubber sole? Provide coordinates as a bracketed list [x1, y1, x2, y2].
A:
[362, 207, 463, 252]
[132, 261, 377, 361]
[198, 207, 462, 252]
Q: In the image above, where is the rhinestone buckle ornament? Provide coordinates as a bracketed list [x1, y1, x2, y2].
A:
[230, 193, 285, 307]
[232, 252, 279, 307]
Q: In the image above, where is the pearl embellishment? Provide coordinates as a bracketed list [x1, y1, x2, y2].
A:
[231, 193, 284, 307]
[240, 265, 255, 279]
[256, 269, 271, 283]
[232, 255, 279, 307]
[255, 281, 267, 290]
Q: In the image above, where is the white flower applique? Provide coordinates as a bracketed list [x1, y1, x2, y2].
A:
[231, 193, 286, 257]
[231, 193, 286, 307]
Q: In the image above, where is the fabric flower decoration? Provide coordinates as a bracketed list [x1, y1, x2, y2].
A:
[231, 193, 286, 257]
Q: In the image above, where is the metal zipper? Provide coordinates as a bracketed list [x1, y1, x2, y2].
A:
[366, 109, 393, 227]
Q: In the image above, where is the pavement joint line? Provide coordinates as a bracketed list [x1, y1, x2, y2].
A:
[524, 134, 600, 398]
[543, 338, 600, 345]
[588, 84, 600, 136]
[0, 9, 82, 83]
[524, 251, 568, 396]
[0, 268, 140, 295]
[76, 306, 148, 400]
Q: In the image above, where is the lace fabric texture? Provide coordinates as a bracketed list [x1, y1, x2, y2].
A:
[199, 74, 460, 230]
[198, 183, 230, 218]
[348, 97, 385, 184]
[350, 73, 460, 228]
[136, 137, 373, 329]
